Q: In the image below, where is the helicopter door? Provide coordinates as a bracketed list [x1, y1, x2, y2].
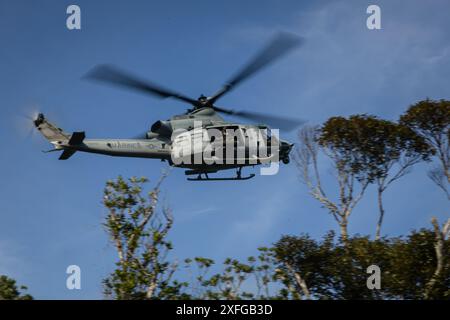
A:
[235, 128, 247, 164]
[222, 126, 246, 164]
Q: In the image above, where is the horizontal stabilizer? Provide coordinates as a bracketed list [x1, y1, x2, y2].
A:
[59, 149, 77, 160]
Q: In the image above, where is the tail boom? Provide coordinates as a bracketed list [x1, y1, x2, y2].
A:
[34, 113, 170, 161]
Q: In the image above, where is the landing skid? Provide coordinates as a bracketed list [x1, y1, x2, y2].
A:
[187, 174, 255, 181]
[186, 167, 255, 181]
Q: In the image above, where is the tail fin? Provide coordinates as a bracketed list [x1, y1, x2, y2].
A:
[68, 132, 85, 145]
[34, 113, 85, 160]
[34, 113, 70, 143]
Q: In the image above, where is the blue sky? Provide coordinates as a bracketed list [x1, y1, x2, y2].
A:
[0, 0, 449, 299]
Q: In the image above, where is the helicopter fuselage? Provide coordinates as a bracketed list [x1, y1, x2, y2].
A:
[34, 110, 293, 180]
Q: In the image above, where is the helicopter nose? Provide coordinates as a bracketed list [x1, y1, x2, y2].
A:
[280, 141, 294, 153]
[280, 141, 294, 164]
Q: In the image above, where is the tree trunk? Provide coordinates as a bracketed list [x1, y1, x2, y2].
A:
[294, 272, 311, 300]
[424, 217, 448, 299]
[340, 220, 348, 242]
[146, 281, 157, 299]
[285, 263, 310, 300]
[375, 187, 385, 240]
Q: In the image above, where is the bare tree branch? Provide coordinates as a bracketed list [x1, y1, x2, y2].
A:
[294, 126, 369, 241]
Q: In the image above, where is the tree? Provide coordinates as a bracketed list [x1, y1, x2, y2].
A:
[271, 224, 450, 300]
[400, 99, 450, 199]
[0, 275, 33, 300]
[321, 115, 430, 240]
[271, 232, 335, 299]
[102, 174, 189, 300]
[183, 252, 278, 300]
[272, 232, 390, 299]
[182, 224, 449, 300]
[295, 125, 371, 240]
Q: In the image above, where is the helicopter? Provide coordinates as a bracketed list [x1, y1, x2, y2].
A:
[33, 32, 304, 181]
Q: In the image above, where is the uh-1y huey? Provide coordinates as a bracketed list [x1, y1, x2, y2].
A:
[33, 32, 305, 181]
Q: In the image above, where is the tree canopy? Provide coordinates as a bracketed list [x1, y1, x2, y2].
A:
[400, 99, 450, 198]
[0, 275, 33, 300]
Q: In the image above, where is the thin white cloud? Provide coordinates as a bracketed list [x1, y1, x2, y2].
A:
[178, 206, 218, 223]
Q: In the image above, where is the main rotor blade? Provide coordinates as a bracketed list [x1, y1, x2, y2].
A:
[208, 32, 303, 105]
[213, 106, 305, 131]
[84, 64, 201, 107]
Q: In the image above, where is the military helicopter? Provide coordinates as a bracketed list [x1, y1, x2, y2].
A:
[34, 32, 304, 181]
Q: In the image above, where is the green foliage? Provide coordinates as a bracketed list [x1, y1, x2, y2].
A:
[0, 275, 33, 300]
[271, 230, 449, 300]
[313, 114, 433, 239]
[387, 228, 450, 299]
[177, 226, 449, 300]
[182, 252, 277, 300]
[102, 175, 189, 300]
[272, 232, 336, 299]
[319, 114, 431, 182]
[400, 99, 450, 196]
[400, 99, 450, 142]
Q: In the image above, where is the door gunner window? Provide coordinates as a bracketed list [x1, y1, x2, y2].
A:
[266, 128, 272, 141]
[220, 126, 243, 147]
